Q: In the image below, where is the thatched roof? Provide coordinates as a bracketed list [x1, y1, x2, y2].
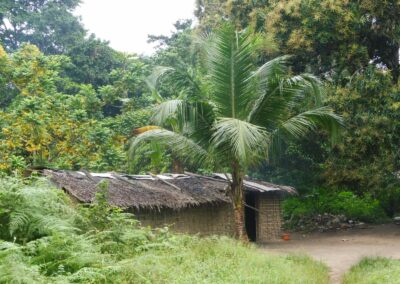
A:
[43, 170, 296, 210]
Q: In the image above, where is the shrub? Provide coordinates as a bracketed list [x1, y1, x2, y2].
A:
[283, 188, 388, 226]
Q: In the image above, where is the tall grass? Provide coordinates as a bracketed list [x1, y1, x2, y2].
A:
[343, 257, 400, 284]
[112, 237, 329, 284]
[0, 176, 329, 283]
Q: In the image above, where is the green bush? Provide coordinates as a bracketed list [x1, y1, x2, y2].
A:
[283, 188, 388, 225]
[0, 176, 330, 283]
[376, 187, 400, 217]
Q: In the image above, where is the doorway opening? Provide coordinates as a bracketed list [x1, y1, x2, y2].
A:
[245, 192, 257, 242]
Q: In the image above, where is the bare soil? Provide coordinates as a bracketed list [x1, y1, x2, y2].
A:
[260, 224, 400, 284]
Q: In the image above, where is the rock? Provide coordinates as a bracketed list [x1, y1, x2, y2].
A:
[292, 213, 366, 232]
[340, 223, 351, 230]
[355, 222, 368, 229]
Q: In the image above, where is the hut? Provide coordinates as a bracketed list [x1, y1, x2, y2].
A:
[44, 170, 296, 242]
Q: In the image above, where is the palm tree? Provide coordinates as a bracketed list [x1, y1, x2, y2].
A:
[130, 24, 343, 240]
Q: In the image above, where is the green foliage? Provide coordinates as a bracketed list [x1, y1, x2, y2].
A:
[344, 258, 400, 284]
[196, 1, 400, 78]
[0, 176, 329, 283]
[0, 0, 154, 172]
[132, 24, 342, 173]
[194, 1, 400, 217]
[0, 0, 85, 54]
[1, 0, 399, 245]
[0, 44, 130, 172]
[0, 176, 77, 244]
[324, 66, 400, 214]
[64, 35, 124, 88]
[130, 142, 172, 174]
[132, 25, 342, 240]
[28, 233, 105, 277]
[250, 134, 327, 192]
[255, 67, 400, 215]
[283, 189, 388, 225]
[0, 242, 44, 284]
[149, 19, 195, 67]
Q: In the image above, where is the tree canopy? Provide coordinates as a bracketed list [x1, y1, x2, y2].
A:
[0, 0, 85, 54]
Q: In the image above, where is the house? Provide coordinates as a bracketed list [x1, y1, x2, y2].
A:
[44, 170, 296, 242]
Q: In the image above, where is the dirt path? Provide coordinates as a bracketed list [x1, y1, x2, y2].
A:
[260, 224, 400, 284]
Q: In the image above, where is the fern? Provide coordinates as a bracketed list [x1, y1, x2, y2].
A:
[0, 177, 78, 243]
[0, 241, 45, 284]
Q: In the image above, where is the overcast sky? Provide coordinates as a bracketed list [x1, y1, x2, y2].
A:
[75, 0, 195, 55]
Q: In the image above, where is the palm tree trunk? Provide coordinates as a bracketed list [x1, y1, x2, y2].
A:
[230, 162, 248, 241]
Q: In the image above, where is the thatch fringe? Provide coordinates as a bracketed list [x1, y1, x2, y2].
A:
[43, 170, 295, 210]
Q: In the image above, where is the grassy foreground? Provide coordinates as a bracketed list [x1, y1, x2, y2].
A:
[0, 176, 329, 283]
[117, 239, 329, 284]
[343, 257, 400, 284]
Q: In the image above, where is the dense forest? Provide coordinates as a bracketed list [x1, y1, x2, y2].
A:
[1, 0, 399, 216]
[1, 0, 400, 282]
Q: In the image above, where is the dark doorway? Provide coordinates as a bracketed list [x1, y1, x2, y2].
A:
[245, 192, 257, 242]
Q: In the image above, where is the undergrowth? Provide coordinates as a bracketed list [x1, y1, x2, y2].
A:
[283, 188, 388, 228]
[0, 176, 329, 283]
[343, 257, 400, 284]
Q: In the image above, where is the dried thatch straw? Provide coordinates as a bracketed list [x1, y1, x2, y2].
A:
[43, 170, 295, 211]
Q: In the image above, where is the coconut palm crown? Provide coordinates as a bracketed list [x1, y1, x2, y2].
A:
[130, 24, 343, 239]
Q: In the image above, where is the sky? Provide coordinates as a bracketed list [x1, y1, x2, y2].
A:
[75, 0, 196, 55]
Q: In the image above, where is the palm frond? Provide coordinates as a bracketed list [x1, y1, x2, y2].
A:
[129, 129, 209, 166]
[278, 106, 343, 141]
[247, 56, 295, 127]
[146, 64, 202, 101]
[151, 99, 214, 138]
[206, 24, 257, 119]
[251, 55, 291, 81]
[152, 99, 184, 126]
[283, 73, 325, 106]
[249, 71, 327, 130]
[211, 118, 269, 165]
[137, 24, 342, 173]
[145, 66, 174, 102]
[185, 101, 216, 146]
[145, 66, 174, 90]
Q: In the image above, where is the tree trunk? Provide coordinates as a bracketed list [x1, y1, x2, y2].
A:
[230, 162, 248, 241]
[386, 43, 400, 82]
